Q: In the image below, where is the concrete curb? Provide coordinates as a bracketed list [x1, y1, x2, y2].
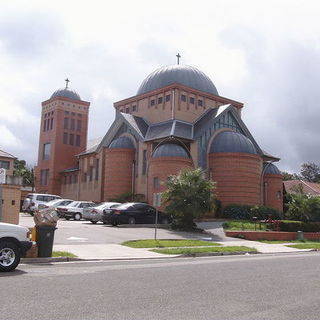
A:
[21, 257, 83, 264]
[177, 251, 258, 257]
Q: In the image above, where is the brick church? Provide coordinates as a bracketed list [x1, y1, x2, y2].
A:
[35, 59, 283, 212]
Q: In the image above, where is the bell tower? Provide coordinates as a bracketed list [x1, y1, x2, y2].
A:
[35, 80, 90, 195]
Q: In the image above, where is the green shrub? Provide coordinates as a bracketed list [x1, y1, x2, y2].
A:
[222, 204, 281, 220]
[279, 220, 320, 232]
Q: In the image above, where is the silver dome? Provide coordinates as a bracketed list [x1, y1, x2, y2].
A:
[153, 143, 189, 158]
[109, 136, 135, 149]
[137, 65, 218, 96]
[209, 131, 257, 155]
[263, 163, 281, 175]
[51, 88, 81, 100]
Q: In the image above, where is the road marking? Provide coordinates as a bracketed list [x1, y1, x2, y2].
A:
[66, 237, 88, 242]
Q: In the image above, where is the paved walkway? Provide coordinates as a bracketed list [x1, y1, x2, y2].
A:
[53, 244, 174, 259]
[199, 221, 311, 253]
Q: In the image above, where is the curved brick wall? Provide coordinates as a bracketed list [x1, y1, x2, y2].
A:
[103, 148, 135, 200]
[208, 152, 262, 207]
[263, 173, 283, 212]
[148, 157, 194, 207]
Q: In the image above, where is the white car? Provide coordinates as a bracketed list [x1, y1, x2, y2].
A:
[56, 201, 95, 221]
[22, 193, 61, 214]
[82, 202, 121, 224]
[38, 199, 73, 210]
[0, 223, 32, 272]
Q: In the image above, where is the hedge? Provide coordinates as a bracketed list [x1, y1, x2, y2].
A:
[279, 221, 320, 232]
[222, 204, 281, 220]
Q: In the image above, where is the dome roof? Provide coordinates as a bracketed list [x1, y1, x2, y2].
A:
[263, 163, 281, 175]
[153, 143, 189, 158]
[109, 136, 135, 149]
[137, 65, 218, 96]
[51, 88, 81, 100]
[209, 131, 257, 155]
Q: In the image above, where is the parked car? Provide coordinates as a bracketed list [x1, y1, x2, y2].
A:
[0, 222, 33, 272]
[102, 202, 171, 226]
[56, 201, 95, 221]
[83, 202, 121, 224]
[22, 193, 61, 214]
[38, 199, 73, 210]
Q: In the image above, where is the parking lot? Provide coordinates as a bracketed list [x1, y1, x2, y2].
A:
[19, 214, 215, 246]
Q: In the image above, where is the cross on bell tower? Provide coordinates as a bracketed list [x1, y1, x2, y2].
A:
[176, 53, 181, 65]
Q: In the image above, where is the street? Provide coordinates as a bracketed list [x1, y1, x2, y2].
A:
[2, 252, 320, 320]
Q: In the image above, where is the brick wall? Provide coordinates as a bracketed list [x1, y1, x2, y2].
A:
[209, 152, 262, 207]
[148, 157, 194, 208]
[263, 173, 283, 212]
[225, 230, 320, 241]
[1, 184, 21, 224]
[103, 148, 135, 200]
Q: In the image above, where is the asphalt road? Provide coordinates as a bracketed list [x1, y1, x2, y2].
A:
[2, 252, 320, 320]
[19, 215, 223, 245]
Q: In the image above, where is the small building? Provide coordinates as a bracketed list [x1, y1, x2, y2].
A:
[284, 180, 320, 196]
[35, 61, 283, 213]
[0, 150, 22, 224]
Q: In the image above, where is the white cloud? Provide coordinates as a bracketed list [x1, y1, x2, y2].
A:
[1, 0, 320, 172]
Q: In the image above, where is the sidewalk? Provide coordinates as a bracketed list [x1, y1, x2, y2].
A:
[53, 244, 175, 259]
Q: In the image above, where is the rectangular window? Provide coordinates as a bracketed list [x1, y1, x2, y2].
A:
[46, 118, 50, 131]
[189, 97, 195, 104]
[153, 177, 160, 189]
[73, 174, 78, 184]
[198, 99, 203, 106]
[64, 111, 69, 115]
[64, 176, 67, 184]
[89, 166, 93, 181]
[165, 94, 170, 102]
[69, 134, 74, 146]
[150, 99, 155, 106]
[43, 119, 46, 132]
[40, 169, 49, 186]
[181, 94, 186, 102]
[50, 118, 53, 130]
[64, 117, 69, 129]
[83, 173, 87, 182]
[158, 97, 163, 104]
[70, 119, 75, 130]
[71, 112, 75, 116]
[77, 113, 82, 117]
[43, 143, 51, 160]
[76, 120, 82, 131]
[142, 150, 147, 175]
[63, 132, 68, 144]
[76, 135, 81, 147]
[95, 159, 99, 180]
[132, 105, 137, 112]
[0, 160, 10, 170]
[125, 107, 130, 113]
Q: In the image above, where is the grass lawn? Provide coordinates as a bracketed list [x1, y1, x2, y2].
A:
[287, 243, 320, 249]
[151, 246, 257, 255]
[122, 239, 221, 248]
[223, 220, 267, 231]
[52, 251, 77, 258]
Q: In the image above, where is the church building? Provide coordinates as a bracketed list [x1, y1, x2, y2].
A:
[35, 59, 283, 213]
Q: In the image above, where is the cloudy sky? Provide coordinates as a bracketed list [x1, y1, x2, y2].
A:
[0, 0, 319, 173]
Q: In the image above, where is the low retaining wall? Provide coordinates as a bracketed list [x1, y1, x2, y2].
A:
[225, 230, 320, 241]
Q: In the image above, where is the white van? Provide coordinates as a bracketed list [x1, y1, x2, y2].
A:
[22, 193, 61, 214]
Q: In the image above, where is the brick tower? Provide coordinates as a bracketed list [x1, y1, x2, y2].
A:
[35, 79, 90, 195]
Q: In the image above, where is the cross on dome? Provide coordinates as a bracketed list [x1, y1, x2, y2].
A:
[176, 53, 181, 65]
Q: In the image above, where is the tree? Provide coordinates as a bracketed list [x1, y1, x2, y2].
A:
[300, 162, 320, 183]
[162, 168, 216, 230]
[13, 159, 34, 187]
[282, 171, 301, 181]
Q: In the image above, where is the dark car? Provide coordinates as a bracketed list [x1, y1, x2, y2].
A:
[102, 203, 171, 226]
